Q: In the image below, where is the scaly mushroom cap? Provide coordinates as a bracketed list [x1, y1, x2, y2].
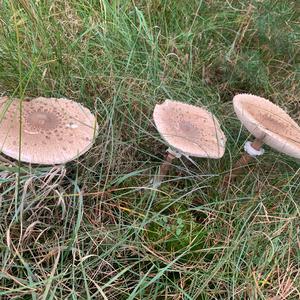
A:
[0, 97, 98, 164]
[233, 94, 300, 159]
[153, 99, 226, 158]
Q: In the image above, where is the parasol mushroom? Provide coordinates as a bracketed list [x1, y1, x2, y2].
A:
[223, 93, 300, 187]
[152, 99, 226, 187]
[0, 96, 98, 165]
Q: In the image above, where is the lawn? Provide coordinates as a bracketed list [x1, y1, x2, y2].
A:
[0, 0, 299, 299]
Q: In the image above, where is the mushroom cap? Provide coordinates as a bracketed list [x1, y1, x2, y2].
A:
[233, 93, 300, 159]
[153, 99, 226, 158]
[0, 97, 98, 164]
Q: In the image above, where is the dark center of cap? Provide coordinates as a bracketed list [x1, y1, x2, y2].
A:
[25, 110, 60, 132]
[178, 120, 197, 138]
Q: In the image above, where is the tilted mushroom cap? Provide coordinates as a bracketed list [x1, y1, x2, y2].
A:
[233, 93, 300, 159]
[0, 97, 98, 164]
[153, 99, 226, 158]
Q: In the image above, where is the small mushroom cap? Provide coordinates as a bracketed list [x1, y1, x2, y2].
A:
[233, 93, 300, 159]
[153, 99, 226, 158]
[0, 97, 98, 164]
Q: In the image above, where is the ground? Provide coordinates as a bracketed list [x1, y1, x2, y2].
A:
[0, 0, 299, 299]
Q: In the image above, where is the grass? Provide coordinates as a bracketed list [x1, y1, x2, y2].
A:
[0, 0, 299, 299]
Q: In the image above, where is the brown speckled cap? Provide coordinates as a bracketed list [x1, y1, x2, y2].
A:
[0, 97, 98, 164]
[233, 93, 300, 159]
[153, 99, 226, 158]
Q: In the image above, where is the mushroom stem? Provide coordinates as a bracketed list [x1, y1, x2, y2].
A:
[249, 138, 264, 150]
[222, 138, 264, 189]
[153, 151, 177, 188]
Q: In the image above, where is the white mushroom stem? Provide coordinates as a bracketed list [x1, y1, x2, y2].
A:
[223, 138, 264, 188]
[242, 138, 264, 159]
[153, 148, 181, 188]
